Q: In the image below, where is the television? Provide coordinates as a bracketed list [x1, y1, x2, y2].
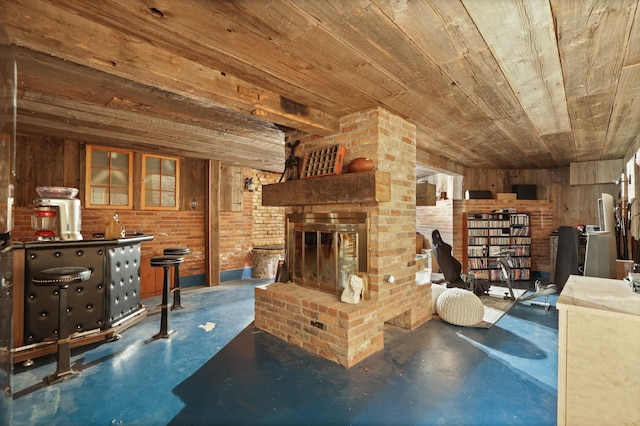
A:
[598, 193, 616, 234]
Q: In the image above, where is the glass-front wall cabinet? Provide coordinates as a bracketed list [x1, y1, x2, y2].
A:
[86, 147, 180, 210]
[142, 154, 179, 210]
[85, 146, 133, 209]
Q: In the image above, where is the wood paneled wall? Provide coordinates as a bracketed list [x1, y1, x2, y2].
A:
[13, 134, 206, 211]
[463, 166, 619, 229]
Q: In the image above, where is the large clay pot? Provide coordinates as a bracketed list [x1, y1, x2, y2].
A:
[347, 157, 375, 173]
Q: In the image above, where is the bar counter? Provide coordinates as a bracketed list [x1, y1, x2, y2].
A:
[12, 234, 154, 362]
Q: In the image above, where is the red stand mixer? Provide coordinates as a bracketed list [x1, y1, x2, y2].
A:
[32, 186, 82, 241]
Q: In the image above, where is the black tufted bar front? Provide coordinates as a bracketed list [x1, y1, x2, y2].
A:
[14, 235, 154, 360]
[106, 243, 143, 328]
[24, 245, 106, 345]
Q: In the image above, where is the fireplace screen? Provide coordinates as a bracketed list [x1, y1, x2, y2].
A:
[287, 213, 368, 296]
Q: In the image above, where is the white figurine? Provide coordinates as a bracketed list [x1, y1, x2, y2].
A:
[341, 274, 363, 304]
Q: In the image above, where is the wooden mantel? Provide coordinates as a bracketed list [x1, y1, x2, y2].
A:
[261, 170, 390, 206]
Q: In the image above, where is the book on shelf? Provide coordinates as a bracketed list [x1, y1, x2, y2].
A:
[511, 226, 529, 236]
[490, 237, 510, 245]
[510, 214, 530, 226]
[468, 237, 489, 245]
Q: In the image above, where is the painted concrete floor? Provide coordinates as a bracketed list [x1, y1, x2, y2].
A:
[11, 280, 558, 425]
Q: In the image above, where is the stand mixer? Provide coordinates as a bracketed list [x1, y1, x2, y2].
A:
[32, 187, 82, 241]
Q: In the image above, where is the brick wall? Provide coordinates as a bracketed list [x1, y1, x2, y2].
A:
[250, 169, 286, 247]
[219, 168, 285, 273]
[452, 199, 554, 275]
[417, 199, 453, 249]
[15, 206, 206, 276]
[220, 196, 253, 272]
[255, 107, 432, 368]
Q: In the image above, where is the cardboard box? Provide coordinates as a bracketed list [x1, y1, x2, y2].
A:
[496, 193, 517, 200]
[616, 259, 634, 280]
[416, 182, 436, 206]
[416, 232, 425, 254]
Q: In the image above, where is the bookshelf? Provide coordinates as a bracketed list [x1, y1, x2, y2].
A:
[466, 211, 531, 281]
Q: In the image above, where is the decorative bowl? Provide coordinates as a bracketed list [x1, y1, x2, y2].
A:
[347, 157, 375, 173]
[35, 186, 79, 199]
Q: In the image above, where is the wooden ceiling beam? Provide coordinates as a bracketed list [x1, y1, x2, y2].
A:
[18, 112, 284, 173]
[1, 0, 339, 137]
[416, 148, 465, 177]
[15, 50, 284, 143]
[18, 94, 283, 151]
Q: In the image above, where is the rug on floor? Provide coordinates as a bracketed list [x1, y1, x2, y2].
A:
[475, 286, 527, 328]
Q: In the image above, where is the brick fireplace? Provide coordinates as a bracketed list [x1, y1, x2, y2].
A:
[256, 107, 432, 368]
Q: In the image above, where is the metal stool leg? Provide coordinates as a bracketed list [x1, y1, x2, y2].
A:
[32, 266, 91, 385]
[164, 247, 189, 310]
[154, 265, 174, 338]
[171, 264, 183, 310]
[46, 285, 78, 384]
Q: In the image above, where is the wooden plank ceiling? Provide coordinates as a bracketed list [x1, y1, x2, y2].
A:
[1, 0, 639, 178]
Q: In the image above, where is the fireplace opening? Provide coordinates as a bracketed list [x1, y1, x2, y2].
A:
[287, 213, 368, 298]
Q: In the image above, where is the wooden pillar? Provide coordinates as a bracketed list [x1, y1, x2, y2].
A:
[206, 160, 220, 286]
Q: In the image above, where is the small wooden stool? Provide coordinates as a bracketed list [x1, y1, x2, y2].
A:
[163, 247, 190, 310]
[32, 266, 91, 385]
[150, 255, 183, 338]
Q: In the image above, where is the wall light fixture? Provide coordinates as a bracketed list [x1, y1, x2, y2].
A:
[244, 177, 256, 192]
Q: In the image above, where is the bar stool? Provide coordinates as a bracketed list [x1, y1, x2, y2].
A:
[163, 247, 190, 310]
[149, 255, 183, 338]
[32, 266, 91, 385]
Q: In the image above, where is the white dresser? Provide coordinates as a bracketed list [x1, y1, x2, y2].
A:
[557, 275, 640, 425]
